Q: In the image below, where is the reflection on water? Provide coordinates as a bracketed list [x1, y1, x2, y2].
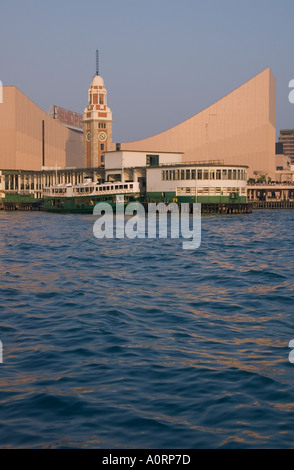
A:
[0, 210, 294, 448]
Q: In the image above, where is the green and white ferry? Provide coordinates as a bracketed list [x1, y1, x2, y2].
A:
[42, 179, 141, 213]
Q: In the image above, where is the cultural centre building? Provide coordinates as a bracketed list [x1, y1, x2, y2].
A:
[0, 66, 278, 179]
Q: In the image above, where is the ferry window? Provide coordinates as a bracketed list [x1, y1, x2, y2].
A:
[124, 185, 128, 189]
[115, 185, 119, 190]
[130, 184, 133, 188]
[175, 170, 180, 180]
[197, 169, 202, 180]
[171, 170, 175, 180]
[210, 171, 215, 180]
[233, 170, 237, 180]
[204, 170, 209, 180]
[228, 170, 232, 180]
[191, 169, 196, 180]
[237, 170, 241, 180]
[181, 170, 185, 180]
[162, 170, 165, 180]
[186, 169, 191, 180]
[222, 169, 227, 179]
[216, 169, 221, 180]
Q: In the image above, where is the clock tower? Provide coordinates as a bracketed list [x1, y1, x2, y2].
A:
[83, 57, 113, 168]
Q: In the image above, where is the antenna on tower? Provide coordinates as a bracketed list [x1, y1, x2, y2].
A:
[96, 50, 99, 76]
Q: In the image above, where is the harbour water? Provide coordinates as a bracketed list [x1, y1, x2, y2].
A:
[0, 209, 294, 449]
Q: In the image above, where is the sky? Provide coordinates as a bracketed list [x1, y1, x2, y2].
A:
[0, 0, 294, 142]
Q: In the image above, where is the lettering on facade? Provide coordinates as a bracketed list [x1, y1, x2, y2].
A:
[51, 105, 83, 130]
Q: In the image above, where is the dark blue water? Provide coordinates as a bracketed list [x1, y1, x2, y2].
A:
[0, 209, 294, 449]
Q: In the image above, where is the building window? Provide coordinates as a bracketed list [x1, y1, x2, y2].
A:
[146, 155, 159, 166]
[100, 143, 105, 151]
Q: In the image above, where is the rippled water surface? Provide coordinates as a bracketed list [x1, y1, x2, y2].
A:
[0, 209, 294, 448]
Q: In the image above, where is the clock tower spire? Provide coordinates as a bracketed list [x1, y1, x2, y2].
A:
[82, 51, 113, 168]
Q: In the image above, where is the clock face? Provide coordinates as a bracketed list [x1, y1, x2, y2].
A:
[98, 131, 107, 142]
[86, 132, 91, 142]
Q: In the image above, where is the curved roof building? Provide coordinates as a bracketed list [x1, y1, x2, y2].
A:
[0, 87, 83, 171]
[121, 68, 276, 177]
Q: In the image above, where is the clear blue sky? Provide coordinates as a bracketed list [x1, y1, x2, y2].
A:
[1, 0, 293, 142]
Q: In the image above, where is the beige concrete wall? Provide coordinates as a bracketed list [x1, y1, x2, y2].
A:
[0, 87, 83, 170]
[105, 151, 183, 170]
[121, 68, 276, 178]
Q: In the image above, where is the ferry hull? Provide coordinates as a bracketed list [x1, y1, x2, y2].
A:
[42, 193, 141, 213]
